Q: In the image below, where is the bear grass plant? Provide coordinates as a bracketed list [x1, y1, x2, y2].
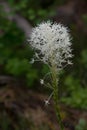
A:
[29, 21, 73, 130]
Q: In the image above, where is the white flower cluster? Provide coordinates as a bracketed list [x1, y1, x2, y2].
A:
[29, 21, 72, 69]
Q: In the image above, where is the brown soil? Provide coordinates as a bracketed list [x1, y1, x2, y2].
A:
[0, 80, 87, 130]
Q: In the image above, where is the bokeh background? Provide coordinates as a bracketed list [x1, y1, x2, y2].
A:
[0, 0, 87, 130]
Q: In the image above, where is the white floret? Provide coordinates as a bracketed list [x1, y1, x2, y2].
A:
[29, 21, 72, 69]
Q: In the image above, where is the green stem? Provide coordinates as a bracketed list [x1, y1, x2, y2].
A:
[51, 65, 64, 130]
[53, 87, 64, 130]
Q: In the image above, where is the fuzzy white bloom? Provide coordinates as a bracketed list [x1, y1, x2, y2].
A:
[44, 100, 50, 106]
[40, 79, 44, 85]
[29, 21, 72, 69]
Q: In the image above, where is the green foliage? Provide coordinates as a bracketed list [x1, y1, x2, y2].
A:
[61, 49, 87, 109]
[7, 0, 56, 24]
[6, 58, 30, 76]
[81, 50, 87, 69]
[75, 118, 87, 130]
[0, 13, 38, 87]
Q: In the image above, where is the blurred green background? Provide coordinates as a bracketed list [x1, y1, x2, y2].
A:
[0, 0, 87, 130]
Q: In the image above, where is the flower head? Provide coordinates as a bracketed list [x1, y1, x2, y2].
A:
[29, 21, 72, 69]
[40, 79, 44, 85]
[44, 100, 50, 106]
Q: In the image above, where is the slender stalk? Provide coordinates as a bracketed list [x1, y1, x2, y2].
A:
[50, 64, 64, 130]
[53, 84, 64, 130]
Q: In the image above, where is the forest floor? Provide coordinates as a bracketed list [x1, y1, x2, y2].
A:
[0, 78, 87, 130]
